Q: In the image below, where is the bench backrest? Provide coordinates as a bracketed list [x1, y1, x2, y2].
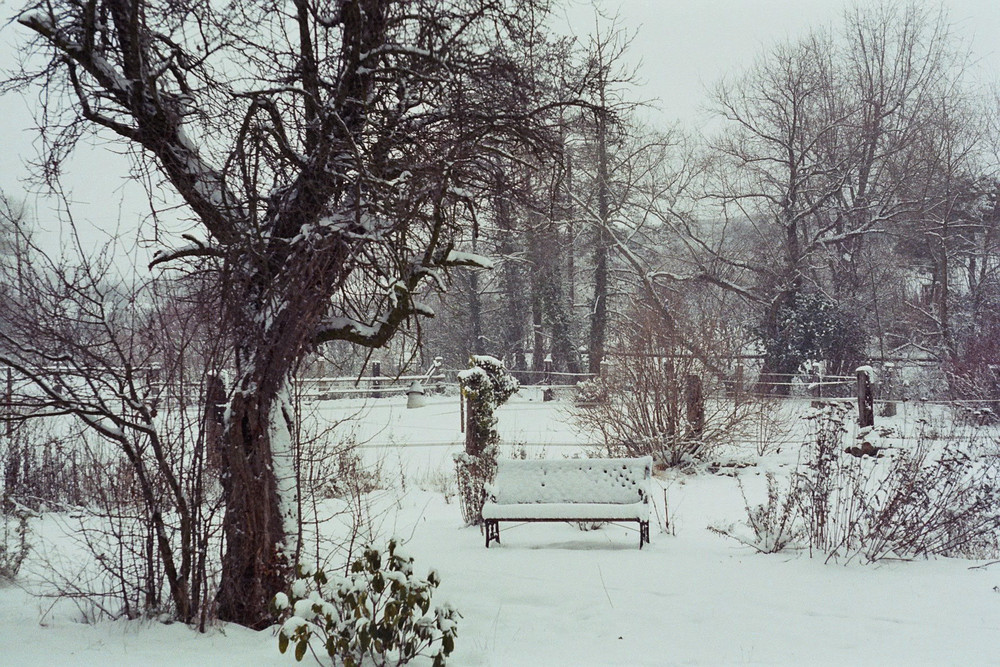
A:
[492, 456, 652, 505]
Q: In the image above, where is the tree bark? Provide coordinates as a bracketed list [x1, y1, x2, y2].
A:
[589, 107, 611, 376]
[217, 389, 289, 629]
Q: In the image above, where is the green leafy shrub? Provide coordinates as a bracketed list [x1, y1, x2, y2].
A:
[274, 539, 459, 666]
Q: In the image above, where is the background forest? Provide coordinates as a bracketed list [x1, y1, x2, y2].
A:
[412, 3, 1000, 407]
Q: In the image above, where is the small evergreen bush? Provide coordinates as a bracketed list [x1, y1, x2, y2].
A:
[274, 539, 459, 666]
[454, 355, 518, 525]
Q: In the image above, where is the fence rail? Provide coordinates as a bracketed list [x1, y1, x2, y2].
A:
[294, 373, 448, 398]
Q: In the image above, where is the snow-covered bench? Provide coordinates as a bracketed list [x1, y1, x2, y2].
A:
[481, 456, 653, 548]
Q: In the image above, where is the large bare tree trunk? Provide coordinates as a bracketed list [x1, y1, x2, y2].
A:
[589, 108, 611, 376]
[217, 389, 290, 629]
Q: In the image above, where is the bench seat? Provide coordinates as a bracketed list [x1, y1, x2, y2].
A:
[481, 456, 652, 548]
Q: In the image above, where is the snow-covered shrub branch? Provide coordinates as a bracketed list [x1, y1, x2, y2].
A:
[797, 403, 1000, 562]
[710, 473, 804, 554]
[273, 540, 459, 666]
[721, 402, 1000, 563]
[0, 506, 31, 581]
[0, 217, 230, 624]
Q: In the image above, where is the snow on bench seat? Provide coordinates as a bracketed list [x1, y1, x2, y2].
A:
[481, 456, 652, 548]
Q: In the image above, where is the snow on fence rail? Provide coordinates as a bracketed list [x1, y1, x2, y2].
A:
[294, 374, 448, 398]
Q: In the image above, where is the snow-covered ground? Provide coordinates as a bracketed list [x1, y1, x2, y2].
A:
[3, 393, 1000, 665]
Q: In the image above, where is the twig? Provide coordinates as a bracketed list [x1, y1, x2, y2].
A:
[968, 560, 1000, 571]
[596, 563, 614, 609]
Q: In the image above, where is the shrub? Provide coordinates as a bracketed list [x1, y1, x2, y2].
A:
[454, 356, 518, 525]
[572, 365, 767, 468]
[0, 507, 30, 580]
[726, 402, 1000, 563]
[711, 473, 803, 554]
[757, 291, 865, 389]
[572, 295, 769, 468]
[274, 539, 459, 667]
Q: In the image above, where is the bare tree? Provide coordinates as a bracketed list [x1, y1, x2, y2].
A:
[9, 0, 566, 627]
[662, 3, 979, 390]
[0, 207, 229, 625]
[573, 17, 641, 376]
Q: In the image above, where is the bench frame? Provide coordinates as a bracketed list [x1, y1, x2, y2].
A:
[482, 457, 652, 549]
[484, 516, 650, 549]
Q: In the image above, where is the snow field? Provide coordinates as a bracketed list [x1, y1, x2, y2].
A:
[2, 393, 1000, 665]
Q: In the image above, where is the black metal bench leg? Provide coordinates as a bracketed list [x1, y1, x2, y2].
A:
[485, 520, 500, 548]
[639, 521, 649, 549]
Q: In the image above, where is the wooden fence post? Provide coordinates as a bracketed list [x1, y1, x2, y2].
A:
[204, 373, 227, 471]
[371, 361, 382, 399]
[880, 362, 897, 417]
[857, 367, 874, 428]
[686, 373, 705, 438]
[542, 354, 554, 402]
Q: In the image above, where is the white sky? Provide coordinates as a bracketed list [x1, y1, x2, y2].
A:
[560, 0, 1000, 130]
[1, 0, 998, 257]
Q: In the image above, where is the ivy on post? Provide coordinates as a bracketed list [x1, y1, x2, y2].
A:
[454, 356, 519, 526]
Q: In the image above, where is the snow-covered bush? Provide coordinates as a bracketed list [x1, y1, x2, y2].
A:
[572, 360, 765, 468]
[711, 473, 803, 554]
[454, 356, 518, 526]
[311, 445, 382, 500]
[772, 403, 1000, 563]
[273, 540, 459, 666]
[572, 296, 770, 468]
[715, 403, 1000, 562]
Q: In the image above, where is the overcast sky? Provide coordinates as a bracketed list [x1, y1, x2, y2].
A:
[1, 0, 999, 257]
[561, 0, 1000, 130]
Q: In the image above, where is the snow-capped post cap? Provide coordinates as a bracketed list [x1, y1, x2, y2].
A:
[406, 381, 427, 409]
[856, 365, 877, 382]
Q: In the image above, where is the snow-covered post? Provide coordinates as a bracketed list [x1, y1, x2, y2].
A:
[454, 356, 518, 526]
[856, 366, 875, 428]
